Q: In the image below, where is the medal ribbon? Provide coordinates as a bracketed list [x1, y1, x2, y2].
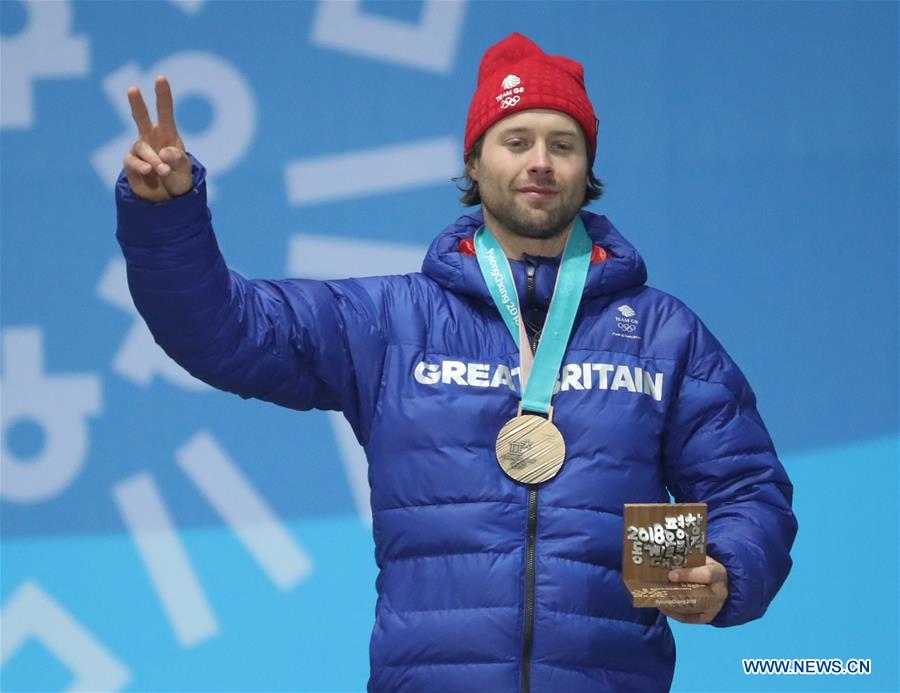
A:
[474, 215, 592, 415]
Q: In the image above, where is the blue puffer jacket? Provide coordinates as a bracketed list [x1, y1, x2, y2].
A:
[116, 157, 797, 692]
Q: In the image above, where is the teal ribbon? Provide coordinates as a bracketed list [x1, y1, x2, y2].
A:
[474, 216, 592, 415]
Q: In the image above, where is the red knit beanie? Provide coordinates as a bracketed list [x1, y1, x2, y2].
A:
[464, 33, 599, 164]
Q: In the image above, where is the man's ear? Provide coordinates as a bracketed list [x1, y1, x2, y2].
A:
[467, 157, 478, 182]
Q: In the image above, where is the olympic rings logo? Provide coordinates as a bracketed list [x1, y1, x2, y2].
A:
[499, 95, 521, 109]
[617, 323, 637, 333]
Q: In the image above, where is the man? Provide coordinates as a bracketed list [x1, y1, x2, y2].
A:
[117, 33, 797, 692]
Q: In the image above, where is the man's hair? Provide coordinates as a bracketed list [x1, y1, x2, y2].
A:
[452, 133, 605, 207]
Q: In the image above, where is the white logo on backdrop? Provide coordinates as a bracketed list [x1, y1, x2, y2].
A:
[113, 471, 219, 647]
[96, 257, 211, 392]
[165, 0, 207, 14]
[93, 52, 257, 201]
[0, 582, 130, 690]
[286, 233, 425, 279]
[311, 0, 467, 73]
[112, 431, 312, 647]
[284, 136, 458, 206]
[0, 328, 102, 503]
[0, 0, 89, 128]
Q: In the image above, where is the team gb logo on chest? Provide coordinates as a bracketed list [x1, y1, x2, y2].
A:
[613, 304, 642, 341]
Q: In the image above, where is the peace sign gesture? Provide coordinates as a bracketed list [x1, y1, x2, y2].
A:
[123, 75, 193, 202]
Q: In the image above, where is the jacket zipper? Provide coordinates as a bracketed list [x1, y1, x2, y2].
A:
[521, 485, 538, 693]
[521, 260, 540, 693]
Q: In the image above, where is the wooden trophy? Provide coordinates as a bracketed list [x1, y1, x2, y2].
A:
[622, 502, 715, 609]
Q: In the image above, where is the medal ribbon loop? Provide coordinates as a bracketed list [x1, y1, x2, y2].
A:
[474, 216, 592, 415]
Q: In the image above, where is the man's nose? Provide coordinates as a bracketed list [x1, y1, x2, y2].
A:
[527, 141, 553, 175]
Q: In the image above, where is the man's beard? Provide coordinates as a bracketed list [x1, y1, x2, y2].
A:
[480, 184, 583, 243]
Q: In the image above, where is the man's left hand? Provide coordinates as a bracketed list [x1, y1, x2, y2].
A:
[658, 555, 728, 624]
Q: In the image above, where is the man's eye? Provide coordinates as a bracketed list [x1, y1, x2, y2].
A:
[507, 140, 526, 148]
[554, 142, 573, 151]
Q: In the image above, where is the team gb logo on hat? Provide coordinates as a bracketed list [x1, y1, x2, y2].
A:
[496, 74, 525, 109]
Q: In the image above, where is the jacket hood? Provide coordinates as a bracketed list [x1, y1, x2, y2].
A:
[422, 208, 648, 308]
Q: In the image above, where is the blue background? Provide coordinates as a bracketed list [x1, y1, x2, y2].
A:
[1, 0, 897, 690]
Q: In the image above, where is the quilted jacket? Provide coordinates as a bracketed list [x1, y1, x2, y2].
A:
[115, 156, 797, 692]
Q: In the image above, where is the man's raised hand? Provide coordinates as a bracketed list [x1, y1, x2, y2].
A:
[123, 75, 193, 202]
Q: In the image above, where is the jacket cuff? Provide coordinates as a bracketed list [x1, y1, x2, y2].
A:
[707, 529, 766, 627]
[115, 152, 208, 247]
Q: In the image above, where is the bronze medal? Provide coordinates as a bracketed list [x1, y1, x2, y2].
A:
[476, 220, 592, 487]
[496, 406, 565, 485]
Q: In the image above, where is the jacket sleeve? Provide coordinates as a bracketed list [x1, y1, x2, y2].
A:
[661, 310, 798, 627]
[114, 154, 387, 444]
